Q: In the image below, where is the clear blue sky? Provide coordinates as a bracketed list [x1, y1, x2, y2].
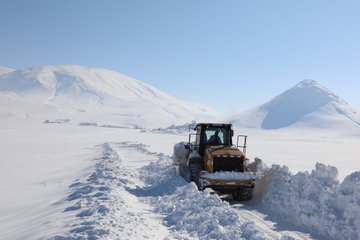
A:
[1, 0, 359, 113]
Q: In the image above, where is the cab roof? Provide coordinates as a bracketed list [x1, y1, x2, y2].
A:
[195, 123, 233, 127]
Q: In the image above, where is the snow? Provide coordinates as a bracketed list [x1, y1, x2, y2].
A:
[0, 65, 217, 128]
[262, 163, 360, 240]
[52, 143, 170, 240]
[132, 143, 295, 239]
[0, 120, 182, 240]
[172, 141, 190, 165]
[228, 79, 360, 130]
[234, 126, 360, 181]
[1, 65, 360, 239]
[1, 117, 359, 239]
[149, 184, 267, 240]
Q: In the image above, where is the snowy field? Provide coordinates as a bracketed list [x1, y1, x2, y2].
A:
[235, 127, 360, 181]
[1, 118, 359, 239]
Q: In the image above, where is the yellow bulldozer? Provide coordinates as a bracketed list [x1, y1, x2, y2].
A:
[173, 123, 255, 201]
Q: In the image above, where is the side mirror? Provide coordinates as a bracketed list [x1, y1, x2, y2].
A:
[230, 130, 234, 137]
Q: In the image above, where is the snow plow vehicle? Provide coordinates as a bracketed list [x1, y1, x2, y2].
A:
[173, 123, 255, 201]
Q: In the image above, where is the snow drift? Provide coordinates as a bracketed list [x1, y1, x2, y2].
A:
[262, 163, 360, 240]
[229, 80, 360, 130]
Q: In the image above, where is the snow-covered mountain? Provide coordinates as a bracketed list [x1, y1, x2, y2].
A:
[0, 65, 217, 128]
[229, 79, 360, 130]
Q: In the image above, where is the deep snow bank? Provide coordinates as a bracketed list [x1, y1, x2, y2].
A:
[262, 163, 360, 240]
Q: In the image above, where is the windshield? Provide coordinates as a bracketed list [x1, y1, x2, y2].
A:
[204, 127, 229, 145]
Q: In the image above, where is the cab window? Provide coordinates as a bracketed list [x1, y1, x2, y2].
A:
[204, 127, 228, 145]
